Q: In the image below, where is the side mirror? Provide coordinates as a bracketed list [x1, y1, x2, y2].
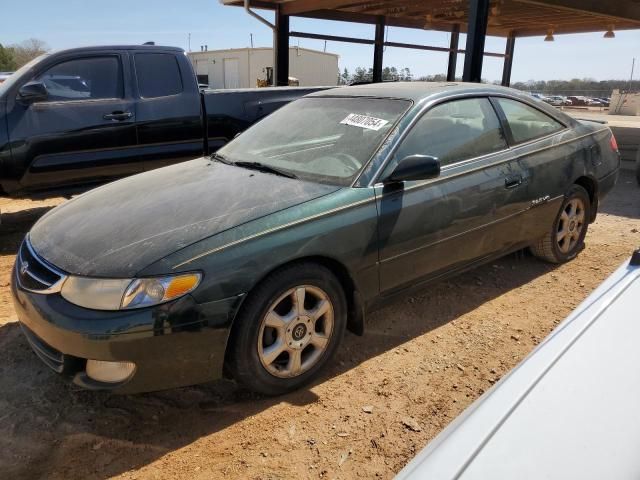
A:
[385, 155, 441, 183]
[18, 81, 48, 104]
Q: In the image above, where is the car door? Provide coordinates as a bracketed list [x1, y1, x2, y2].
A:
[375, 97, 528, 294]
[131, 51, 203, 171]
[5, 52, 140, 192]
[491, 97, 570, 241]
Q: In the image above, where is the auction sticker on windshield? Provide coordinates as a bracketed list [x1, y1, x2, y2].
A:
[340, 113, 389, 131]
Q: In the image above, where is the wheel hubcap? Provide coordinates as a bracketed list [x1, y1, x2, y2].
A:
[258, 285, 334, 378]
[557, 198, 585, 254]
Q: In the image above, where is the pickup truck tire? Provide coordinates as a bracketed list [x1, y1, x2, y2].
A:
[227, 262, 347, 396]
[530, 185, 591, 264]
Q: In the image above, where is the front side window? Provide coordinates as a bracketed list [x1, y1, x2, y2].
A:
[217, 97, 411, 186]
[37, 56, 123, 101]
[494, 97, 564, 144]
[391, 97, 507, 169]
[135, 53, 183, 98]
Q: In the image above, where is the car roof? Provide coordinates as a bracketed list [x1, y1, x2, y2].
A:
[51, 45, 184, 55]
[308, 81, 529, 102]
[396, 252, 640, 480]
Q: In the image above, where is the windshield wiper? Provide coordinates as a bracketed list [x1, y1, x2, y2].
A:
[211, 152, 232, 165]
[233, 161, 298, 179]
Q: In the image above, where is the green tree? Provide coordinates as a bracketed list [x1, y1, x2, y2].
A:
[417, 73, 447, 82]
[339, 67, 350, 85]
[351, 67, 371, 83]
[0, 43, 17, 71]
[399, 67, 413, 81]
[9, 38, 49, 68]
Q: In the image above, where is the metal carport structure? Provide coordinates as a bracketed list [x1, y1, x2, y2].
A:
[221, 0, 640, 87]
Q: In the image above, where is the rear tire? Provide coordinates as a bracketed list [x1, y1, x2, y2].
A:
[530, 185, 591, 264]
[227, 262, 347, 396]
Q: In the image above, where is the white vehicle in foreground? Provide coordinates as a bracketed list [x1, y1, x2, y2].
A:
[396, 249, 640, 480]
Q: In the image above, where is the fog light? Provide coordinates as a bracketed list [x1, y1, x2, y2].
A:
[86, 360, 136, 383]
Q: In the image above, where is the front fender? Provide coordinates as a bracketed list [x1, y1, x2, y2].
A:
[139, 187, 380, 307]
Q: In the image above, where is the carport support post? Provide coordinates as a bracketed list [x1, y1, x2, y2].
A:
[275, 7, 290, 86]
[373, 16, 385, 83]
[501, 34, 516, 87]
[447, 24, 460, 81]
[462, 0, 490, 83]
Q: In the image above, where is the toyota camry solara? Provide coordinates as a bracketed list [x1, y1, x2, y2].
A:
[12, 83, 620, 395]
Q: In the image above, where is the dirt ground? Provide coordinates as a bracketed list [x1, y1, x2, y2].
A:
[0, 172, 639, 480]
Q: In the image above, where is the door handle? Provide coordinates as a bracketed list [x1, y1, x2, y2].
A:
[103, 111, 132, 121]
[504, 175, 523, 189]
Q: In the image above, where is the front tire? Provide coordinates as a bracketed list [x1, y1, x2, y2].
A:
[227, 262, 347, 395]
[530, 185, 591, 263]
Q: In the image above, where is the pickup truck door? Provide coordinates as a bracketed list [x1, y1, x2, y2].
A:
[131, 51, 203, 170]
[5, 52, 140, 192]
[376, 97, 528, 294]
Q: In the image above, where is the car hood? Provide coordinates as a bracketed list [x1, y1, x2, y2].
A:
[29, 158, 340, 277]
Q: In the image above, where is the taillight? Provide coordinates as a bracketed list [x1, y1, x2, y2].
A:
[610, 134, 619, 152]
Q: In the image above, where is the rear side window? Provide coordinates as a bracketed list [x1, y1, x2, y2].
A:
[135, 53, 183, 98]
[392, 97, 507, 168]
[37, 56, 123, 101]
[494, 98, 564, 144]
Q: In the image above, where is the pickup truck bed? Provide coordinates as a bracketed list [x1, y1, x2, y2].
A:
[203, 86, 332, 152]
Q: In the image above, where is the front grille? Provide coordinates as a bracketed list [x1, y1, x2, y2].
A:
[15, 237, 66, 293]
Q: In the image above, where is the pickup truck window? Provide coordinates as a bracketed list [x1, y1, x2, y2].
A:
[36, 56, 123, 102]
[494, 97, 564, 144]
[391, 97, 507, 168]
[135, 53, 183, 98]
[217, 97, 411, 186]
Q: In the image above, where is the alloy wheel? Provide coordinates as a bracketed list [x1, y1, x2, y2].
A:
[257, 285, 334, 378]
[556, 198, 585, 254]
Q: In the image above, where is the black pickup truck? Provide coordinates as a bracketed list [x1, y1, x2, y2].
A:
[0, 45, 328, 195]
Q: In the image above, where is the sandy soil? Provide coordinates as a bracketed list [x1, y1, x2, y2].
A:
[0, 173, 638, 480]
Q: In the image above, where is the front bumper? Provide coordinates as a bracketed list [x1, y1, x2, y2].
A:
[11, 269, 243, 394]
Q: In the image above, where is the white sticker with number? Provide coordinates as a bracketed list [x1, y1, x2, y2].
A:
[340, 113, 389, 131]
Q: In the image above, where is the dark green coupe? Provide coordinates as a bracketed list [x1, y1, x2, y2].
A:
[12, 83, 620, 394]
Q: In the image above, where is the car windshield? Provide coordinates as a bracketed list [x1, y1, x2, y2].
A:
[217, 96, 411, 186]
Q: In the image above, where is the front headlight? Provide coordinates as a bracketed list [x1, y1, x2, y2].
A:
[60, 273, 201, 311]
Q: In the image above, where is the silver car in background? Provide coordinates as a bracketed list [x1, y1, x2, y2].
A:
[396, 248, 640, 480]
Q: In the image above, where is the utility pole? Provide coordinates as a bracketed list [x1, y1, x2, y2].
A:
[188, 33, 191, 52]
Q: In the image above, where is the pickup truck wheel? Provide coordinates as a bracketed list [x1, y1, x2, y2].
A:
[227, 263, 347, 396]
[530, 185, 591, 264]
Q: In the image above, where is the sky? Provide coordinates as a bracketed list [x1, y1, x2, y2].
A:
[3, 0, 639, 83]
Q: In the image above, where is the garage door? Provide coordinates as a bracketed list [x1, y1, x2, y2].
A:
[223, 58, 240, 89]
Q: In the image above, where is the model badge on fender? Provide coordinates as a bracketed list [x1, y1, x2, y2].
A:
[531, 195, 551, 206]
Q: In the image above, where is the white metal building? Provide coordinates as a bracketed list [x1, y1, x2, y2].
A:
[188, 47, 339, 88]
[610, 90, 640, 116]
